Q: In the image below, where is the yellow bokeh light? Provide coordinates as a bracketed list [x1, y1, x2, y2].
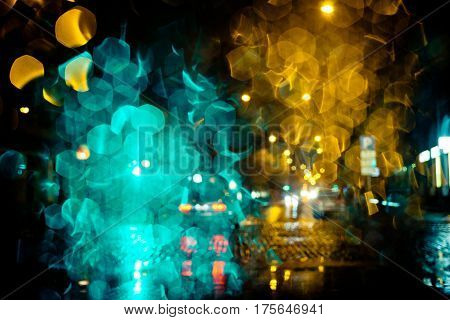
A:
[284, 270, 291, 281]
[364, 191, 379, 215]
[55, 6, 97, 48]
[283, 149, 291, 156]
[227, 46, 261, 81]
[64, 56, 92, 92]
[224, 0, 413, 186]
[320, 3, 334, 14]
[43, 88, 62, 106]
[269, 279, 277, 291]
[301, 93, 311, 101]
[10, 55, 44, 89]
[268, 134, 277, 143]
[19, 106, 30, 114]
[241, 93, 251, 102]
[286, 158, 293, 164]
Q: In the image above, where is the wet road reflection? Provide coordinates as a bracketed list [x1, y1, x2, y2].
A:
[417, 216, 450, 295]
[237, 214, 449, 299]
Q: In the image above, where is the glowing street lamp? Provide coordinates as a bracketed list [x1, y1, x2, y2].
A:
[430, 146, 442, 188]
[430, 146, 440, 159]
[418, 150, 430, 163]
[19, 106, 30, 114]
[241, 93, 251, 102]
[438, 136, 450, 153]
[301, 93, 311, 101]
[320, 2, 334, 15]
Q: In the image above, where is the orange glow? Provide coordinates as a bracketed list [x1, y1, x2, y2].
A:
[212, 261, 226, 286]
[211, 202, 227, 212]
[178, 203, 193, 213]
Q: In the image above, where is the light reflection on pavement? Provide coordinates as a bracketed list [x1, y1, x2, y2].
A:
[236, 211, 449, 299]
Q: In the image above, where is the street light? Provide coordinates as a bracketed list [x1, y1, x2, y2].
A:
[19, 106, 30, 114]
[418, 150, 430, 163]
[430, 146, 440, 159]
[241, 93, 251, 102]
[430, 146, 442, 188]
[438, 136, 450, 153]
[301, 93, 311, 101]
[320, 2, 334, 14]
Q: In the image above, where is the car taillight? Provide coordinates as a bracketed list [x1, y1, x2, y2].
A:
[182, 260, 193, 277]
[178, 203, 192, 213]
[212, 261, 226, 286]
[211, 202, 227, 212]
[180, 236, 197, 254]
[209, 235, 229, 255]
